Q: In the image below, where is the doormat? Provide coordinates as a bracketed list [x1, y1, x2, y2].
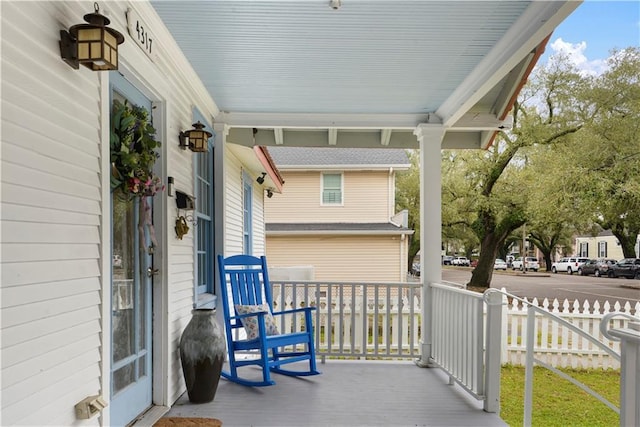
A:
[153, 417, 222, 427]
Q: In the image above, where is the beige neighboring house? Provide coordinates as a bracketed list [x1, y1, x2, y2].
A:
[575, 230, 640, 260]
[264, 147, 413, 282]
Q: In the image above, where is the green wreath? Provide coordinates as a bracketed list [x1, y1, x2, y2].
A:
[110, 100, 162, 197]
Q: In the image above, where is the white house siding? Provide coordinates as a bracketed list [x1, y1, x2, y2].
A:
[264, 171, 391, 224]
[223, 149, 267, 257]
[266, 235, 403, 282]
[2, 2, 103, 425]
[223, 154, 244, 255]
[1, 1, 226, 425]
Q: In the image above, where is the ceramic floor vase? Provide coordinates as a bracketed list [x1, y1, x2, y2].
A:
[179, 309, 225, 403]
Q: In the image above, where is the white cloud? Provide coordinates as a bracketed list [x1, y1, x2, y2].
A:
[548, 37, 608, 76]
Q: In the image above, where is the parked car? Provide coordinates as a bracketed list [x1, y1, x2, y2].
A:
[551, 257, 590, 274]
[493, 259, 508, 270]
[607, 258, 640, 279]
[451, 256, 470, 267]
[442, 256, 454, 265]
[578, 258, 617, 277]
[511, 257, 539, 272]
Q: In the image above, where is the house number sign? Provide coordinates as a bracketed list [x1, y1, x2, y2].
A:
[126, 8, 157, 62]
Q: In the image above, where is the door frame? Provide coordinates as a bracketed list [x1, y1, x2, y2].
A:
[100, 68, 169, 426]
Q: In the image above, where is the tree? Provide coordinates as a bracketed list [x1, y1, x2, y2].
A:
[458, 54, 585, 288]
[441, 151, 481, 256]
[396, 150, 421, 271]
[522, 144, 588, 270]
[569, 48, 640, 257]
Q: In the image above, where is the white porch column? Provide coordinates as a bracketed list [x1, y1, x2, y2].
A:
[213, 123, 229, 326]
[414, 124, 446, 367]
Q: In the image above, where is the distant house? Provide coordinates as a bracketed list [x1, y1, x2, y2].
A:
[575, 230, 640, 260]
[264, 147, 413, 282]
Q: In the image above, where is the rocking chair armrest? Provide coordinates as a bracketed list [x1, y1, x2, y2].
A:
[271, 306, 316, 317]
[231, 310, 269, 322]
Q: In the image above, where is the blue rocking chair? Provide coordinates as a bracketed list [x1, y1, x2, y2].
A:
[217, 254, 320, 386]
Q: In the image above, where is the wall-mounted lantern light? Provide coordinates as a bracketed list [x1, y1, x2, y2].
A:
[179, 121, 212, 153]
[59, 3, 124, 71]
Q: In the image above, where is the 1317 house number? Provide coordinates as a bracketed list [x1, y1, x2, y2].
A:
[126, 9, 157, 61]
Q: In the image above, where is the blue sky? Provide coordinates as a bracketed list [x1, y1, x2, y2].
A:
[541, 0, 640, 74]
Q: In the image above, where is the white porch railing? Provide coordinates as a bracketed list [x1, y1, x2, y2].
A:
[430, 282, 503, 412]
[271, 280, 421, 359]
[485, 288, 639, 427]
[268, 279, 639, 425]
[601, 317, 640, 427]
[269, 279, 501, 412]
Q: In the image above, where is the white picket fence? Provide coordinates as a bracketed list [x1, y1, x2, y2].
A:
[270, 281, 639, 369]
[501, 290, 639, 369]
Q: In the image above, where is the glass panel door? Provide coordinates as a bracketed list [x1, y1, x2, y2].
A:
[110, 72, 154, 426]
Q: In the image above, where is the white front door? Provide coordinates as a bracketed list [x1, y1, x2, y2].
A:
[109, 73, 154, 426]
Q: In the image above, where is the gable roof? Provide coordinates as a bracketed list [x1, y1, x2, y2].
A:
[267, 147, 410, 170]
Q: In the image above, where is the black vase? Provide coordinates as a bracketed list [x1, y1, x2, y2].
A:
[179, 308, 225, 403]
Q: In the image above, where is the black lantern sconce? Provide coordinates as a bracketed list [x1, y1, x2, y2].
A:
[59, 3, 125, 71]
[179, 121, 212, 153]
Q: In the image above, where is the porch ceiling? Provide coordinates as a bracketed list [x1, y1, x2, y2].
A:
[151, 1, 580, 150]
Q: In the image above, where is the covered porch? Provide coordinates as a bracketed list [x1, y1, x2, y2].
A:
[158, 361, 506, 427]
[151, 0, 582, 368]
[147, 1, 583, 426]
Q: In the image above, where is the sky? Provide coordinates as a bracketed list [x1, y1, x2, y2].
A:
[540, 0, 640, 75]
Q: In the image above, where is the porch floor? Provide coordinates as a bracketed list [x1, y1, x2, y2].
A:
[161, 360, 507, 427]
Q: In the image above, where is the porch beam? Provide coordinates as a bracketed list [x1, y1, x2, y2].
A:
[452, 114, 513, 131]
[414, 123, 446, 367]
[227, 128, 421, 149]
[217, 111, 434, 129]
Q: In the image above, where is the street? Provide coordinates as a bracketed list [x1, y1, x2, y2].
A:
[441, 267, 640, 310]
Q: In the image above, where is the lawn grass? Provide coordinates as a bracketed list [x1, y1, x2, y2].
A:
[500, 365, 620, 427]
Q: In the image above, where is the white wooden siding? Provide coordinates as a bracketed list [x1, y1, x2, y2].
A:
[0, 0, 230, 424]
[1, 3, 104, 424]
[264, 170, 392, 223]
[223, 153, 244, 255]
[266, 235, 403, 282]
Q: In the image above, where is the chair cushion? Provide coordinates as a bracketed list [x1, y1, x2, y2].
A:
[234, 303, 280, 340]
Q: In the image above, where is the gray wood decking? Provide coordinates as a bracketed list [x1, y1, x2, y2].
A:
[160, 361, 507, 427]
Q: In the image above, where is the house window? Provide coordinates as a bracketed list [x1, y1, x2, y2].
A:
[598, 241, 607, 257]
[243, 172, 253, 254]
[322, 173, 343, 204]
[194, 112, 215, 307]
[579, 242, 589, 257]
